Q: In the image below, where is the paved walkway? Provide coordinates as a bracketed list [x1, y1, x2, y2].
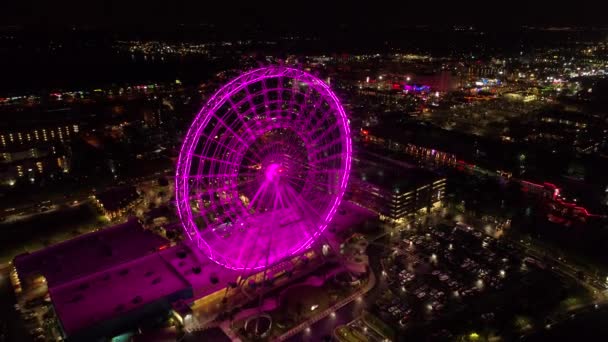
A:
[219, 321, 242, 342]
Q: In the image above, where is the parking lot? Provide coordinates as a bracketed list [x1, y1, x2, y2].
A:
[374, 221, 593, 340]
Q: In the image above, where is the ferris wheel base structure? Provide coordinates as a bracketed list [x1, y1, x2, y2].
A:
[175, 66, 353, 271]
[197, 208, 314, 269]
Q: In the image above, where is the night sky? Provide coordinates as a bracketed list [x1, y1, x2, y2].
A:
[2, 1, 607, 29]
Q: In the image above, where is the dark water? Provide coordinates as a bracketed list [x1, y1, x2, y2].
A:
[0, 45, 230, 94]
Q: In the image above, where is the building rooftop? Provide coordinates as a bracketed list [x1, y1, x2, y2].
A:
[365, 122, 525, 171]
[353, 152, 443, 193]
[50, 251, 192, 337]
[95, 186, 140, 212]
[13, 219, 168, 287]
[48, 242, 246, 338]
[159, 243, 241, 299]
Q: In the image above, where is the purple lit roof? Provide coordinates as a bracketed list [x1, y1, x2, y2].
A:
[175, 66, 352, 271]
[50, 251, 191, 336]
[49, 243, 243, 337]
[13, 219, 167, 287]
[158, 243, 241, 299]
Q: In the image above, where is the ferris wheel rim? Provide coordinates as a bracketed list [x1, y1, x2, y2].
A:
[175, 66, 352, 271]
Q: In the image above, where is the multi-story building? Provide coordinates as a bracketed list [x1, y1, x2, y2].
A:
[0, 123, 78, 186]
[348, 154, 446, 223]
[93, 186, 140, 220]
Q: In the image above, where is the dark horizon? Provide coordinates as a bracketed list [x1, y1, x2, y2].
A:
[3, 1, 608, 29]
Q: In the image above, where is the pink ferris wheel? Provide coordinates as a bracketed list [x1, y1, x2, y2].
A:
[175, 66, 352, 271]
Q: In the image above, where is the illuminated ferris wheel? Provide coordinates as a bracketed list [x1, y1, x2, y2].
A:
[175, 66, 352, 271]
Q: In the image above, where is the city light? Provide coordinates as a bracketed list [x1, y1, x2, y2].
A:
[4, 17, 608, 342]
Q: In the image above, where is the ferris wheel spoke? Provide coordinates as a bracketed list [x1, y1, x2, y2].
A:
[210, 178, 258, 192]
[184, 173, 238, 180]
[236, 172, 260, 180]
[176, 66, 351, 271]
[226, 99, 263, 143]
[243, 181, 284, 270]
[188, 153, 243, 168]
[281, 175, 332, 191]
[300, 90, 328, 125]
[211, 112, 265, 162]
[261, 182, 283, 266]
[243, 86, 262, 124]
[309, 122, 341, 146]
[302, 102, 339, 138]
[281, 186, 324, 241]
[302, 168, 345, 175]
[277, 187, 309, 230]
[196, 132, 259, 166]
[309, 153, 344, 167]
[309, 137, 344, 157]
[247, 178, 272, 210]
[233, 215, 266, 271]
